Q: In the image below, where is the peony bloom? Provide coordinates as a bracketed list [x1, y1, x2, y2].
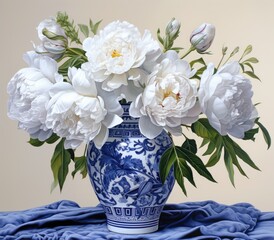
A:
[190, 23, 215, 53]
[129, 51, 201, 139]
[198, 62, 258, 138]
[45, 67, 123, 149]
[35, 18, 67, 59]
[7, 51, 62, 141]
[82, 20, 160, 94]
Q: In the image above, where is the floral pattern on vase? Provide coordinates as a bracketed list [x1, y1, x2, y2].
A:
[87, 104, 175, 234]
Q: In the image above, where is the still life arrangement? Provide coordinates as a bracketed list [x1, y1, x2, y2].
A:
[7, 12, 271, 234]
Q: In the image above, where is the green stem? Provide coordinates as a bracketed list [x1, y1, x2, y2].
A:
[84, 144, 88, 156]
[216, 54, 225, 70]
[181, 46, 196, 59]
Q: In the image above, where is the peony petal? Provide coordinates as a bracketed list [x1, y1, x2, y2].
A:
[39, 57, 58, 82]
[102, 74, 127, 91]
[129, 95, 143, 118]
[50, 91, 79, 114]
[142, 83, 156, 106]
[64, 139, 82, 149]
[98, 87, 123, 115]
[102, 113, 123, 128]
[23, 51, 39, 67]
[93, 125, 108, 149]
[165, 125, 182, 136]
[139, 116, 163, 139]
[76, 97, 98, 112]
[69, 67, 97, 97]
[49, 82, 73, 97]
[118, 81, 143, 102]
[218, 61, 240, 75]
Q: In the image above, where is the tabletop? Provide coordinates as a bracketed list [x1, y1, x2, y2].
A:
[0, 200, 274, 239]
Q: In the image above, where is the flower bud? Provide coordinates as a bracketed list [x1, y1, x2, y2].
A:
[190, 23, 215, 53]
[36, 18, 68, 59]
[165, 18, 181, 40]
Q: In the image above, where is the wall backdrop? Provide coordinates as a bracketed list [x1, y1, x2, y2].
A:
[1, 0, 273, 211]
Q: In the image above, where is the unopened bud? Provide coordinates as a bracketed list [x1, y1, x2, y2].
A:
[166, 18, 181, 40]
[36, 18, 68, 59]
[190, 23, 215, 53]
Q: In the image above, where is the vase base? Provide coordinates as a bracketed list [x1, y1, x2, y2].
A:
[107, 224, 158, 234]
[107, 219, 159, 234]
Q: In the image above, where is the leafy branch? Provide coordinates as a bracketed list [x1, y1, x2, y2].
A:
[159, 137, 216, 196]
[160, 116, 271, 194]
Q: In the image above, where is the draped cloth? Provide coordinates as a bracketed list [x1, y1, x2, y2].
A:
[0, 200, 274, 239]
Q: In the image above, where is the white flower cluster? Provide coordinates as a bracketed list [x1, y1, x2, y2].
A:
[7, 18, 257, 149]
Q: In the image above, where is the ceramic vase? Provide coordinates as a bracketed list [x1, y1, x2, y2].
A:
[87, 104, 174, 234]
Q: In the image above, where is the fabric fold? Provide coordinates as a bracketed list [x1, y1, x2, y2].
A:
[0, 200, 273, 240]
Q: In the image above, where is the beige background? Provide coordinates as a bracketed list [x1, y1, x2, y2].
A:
[0, 0, 274, 211]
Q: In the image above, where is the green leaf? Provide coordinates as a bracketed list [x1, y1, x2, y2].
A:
[164, 36, 171, 51]
[231, 154, 248, 177]
[157, 28, 164, 45]
[239, 63, 245, 72]
[58, 55, 85, 76]
[242, 45, 252, 58]
[159, 147, 176, 183]
[175, 147, 216, 182]
[243, 128, 259, 141]
[229, 46, 239, 57]
[78, 24, 89, 38]
[222, 46, 228, 55]
[182, 139, 197, 154]
[224, 149, 235, 186]
[50, 139, 71, 192]
[170, 47, 183, 53]
[196, 66, 207, 76]
[203, 141, 215, 156]
[89, 19, 102, 35]
[205, 135, 223, 167]
[190, 57, 206, 67]
[243, 57, 259, 63]
[206, 146, 222, 167]
[72, 156, 87, 178]
[200, 138, 210, 148]
[28, 134, 60, 147]
[231, 140, 260, 171]
[256, 119, 271, 149]
[174, 162, 187, 195]
[222, 137, 238, 186]
[67, 149, 75, 161]
[178, 160, 196, 187]
[28, 138, 44, 147]
[244, 71, 261, 81]
[56, 12, 81, 45]
[65, 48, 86, 57]
[223, 137, 248, 177]
[46, 133, 60, 144]
[191, 118, 217, 140]
[42, 28, 68, 43]
[243, 62, 254, 73]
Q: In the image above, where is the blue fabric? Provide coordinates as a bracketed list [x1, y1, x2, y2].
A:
[0, 200, 273, 240]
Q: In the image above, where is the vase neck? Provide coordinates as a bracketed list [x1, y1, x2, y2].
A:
[108, 104, 141, 138]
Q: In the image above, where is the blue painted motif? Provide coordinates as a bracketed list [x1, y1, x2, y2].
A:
[87, 104, 175, 231]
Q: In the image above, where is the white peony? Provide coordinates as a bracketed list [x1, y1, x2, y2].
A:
[198, 62, 258, 138]
[45, 67, 123, 149]
[129, 51, 201, 139]
[35, 18, 67, 59]
[82, 20, 160, 93]
[7, 51, 62, 141]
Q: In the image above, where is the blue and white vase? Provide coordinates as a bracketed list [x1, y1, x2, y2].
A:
[87, 104, 175, 234]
